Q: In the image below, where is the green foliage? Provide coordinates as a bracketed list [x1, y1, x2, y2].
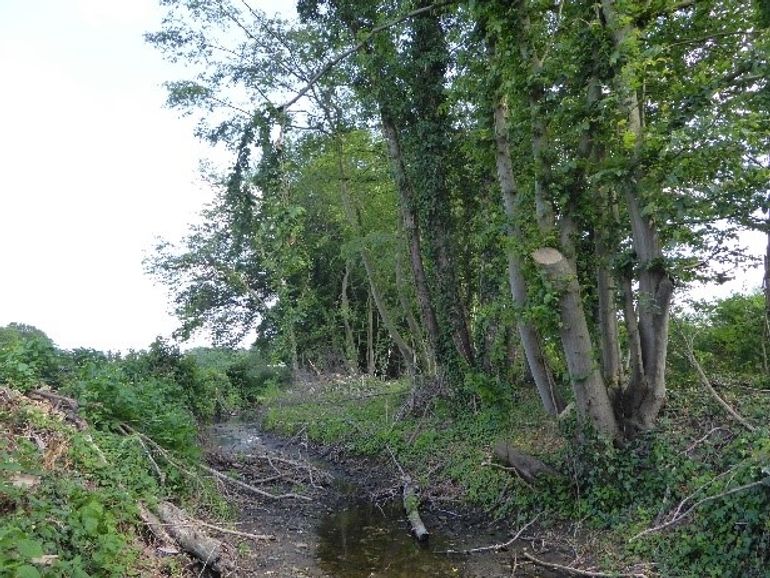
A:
[684, 293, 767, 378]
[66, 360, 198, 456]
[0, 324, 62, 391]
[1, 400, 146, 577]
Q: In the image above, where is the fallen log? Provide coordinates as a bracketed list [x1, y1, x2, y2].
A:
[492, 442, 559, 484]
[156, 501, 233, 575]
[138, 503, 179, 555]
[403, 476, 429, 542]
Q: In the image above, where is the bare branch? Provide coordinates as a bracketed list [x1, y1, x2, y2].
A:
[278, 0, 454, 112]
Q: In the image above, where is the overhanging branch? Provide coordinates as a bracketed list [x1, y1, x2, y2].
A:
[277, 0, 453, 112]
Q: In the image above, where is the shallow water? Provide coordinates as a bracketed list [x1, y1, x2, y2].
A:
[208, 421, 510, 577]
[316, 496, 469, 578]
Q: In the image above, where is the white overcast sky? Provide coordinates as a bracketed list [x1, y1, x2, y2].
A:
[0, 0, 292, 352]
[0, 1, 764, 353]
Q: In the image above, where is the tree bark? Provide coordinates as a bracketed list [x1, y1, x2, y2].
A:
[156, 501, 233, 575]
[493, 441, 560, 483]
[341, 260, 358, 374]
[533, 248, 620, 439]
[381, 116, 442, 366]
[493, 99, 564, 415]
[601, 0, 675, 431]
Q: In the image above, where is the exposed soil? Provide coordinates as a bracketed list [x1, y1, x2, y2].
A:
[202, 421, 569, 578]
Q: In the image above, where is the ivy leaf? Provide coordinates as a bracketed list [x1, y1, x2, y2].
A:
[16, 539, 44, 559]
[15, 565, 41, 578]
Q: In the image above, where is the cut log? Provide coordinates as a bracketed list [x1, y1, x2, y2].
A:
[403, 476, 429, 542]
[492, 442, 559, 484]
[138, 503, 179, 555]
[156, 501, 233, 575]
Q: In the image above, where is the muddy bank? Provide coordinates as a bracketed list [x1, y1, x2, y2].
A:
[203, 421, 563, 578]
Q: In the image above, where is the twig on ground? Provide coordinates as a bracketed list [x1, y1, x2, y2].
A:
[193, 519, 274, 542]
[522, 552, 648, 577]
[200, 464, 312, 501]
[438, 513, 541, 555]
[631, 477, 768, 541]
[683, 426, 730, 455]
[676, 323, 757, 432]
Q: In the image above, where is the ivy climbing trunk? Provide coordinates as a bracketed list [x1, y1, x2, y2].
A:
[406, 4, 475, 368]
[381, 116, 442, 371]
[341, 260, 358, 374]
[493, 99, 564, 416]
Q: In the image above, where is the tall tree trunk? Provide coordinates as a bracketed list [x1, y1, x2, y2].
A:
[396, 247, 435, 372]
[341, 260, 358, 374]
[493, 99, 564, 415]
[764, 213, 770, 375]
[381, 116, 442, 368]
[367, 292, 375, 375]
[407, 5, 475, 367]
[516, 12, 617, 435]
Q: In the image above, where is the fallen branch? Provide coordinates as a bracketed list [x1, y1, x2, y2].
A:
[492, 442, 559, 483]
[522, 552, 648, 578]
[138, 503, 179, 554]
[193, 519, 273, 542]
[27, 389, 88, 430]
[156, 501, 233, 575]
[438, 512, 541, 555]
[403, 475, 429, 541]
[200, 464, 312, 501]
[631, 476, 768, 541]
[120, 424, 311, 501]
[677, 323, 756, 432]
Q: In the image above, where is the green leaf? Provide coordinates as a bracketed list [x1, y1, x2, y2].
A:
[16, 540, 44, 559]
[15, 565, 41, 578]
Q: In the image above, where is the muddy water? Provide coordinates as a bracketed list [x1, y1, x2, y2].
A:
[207, 421, 509, 577]
[316, 492, 470, 578]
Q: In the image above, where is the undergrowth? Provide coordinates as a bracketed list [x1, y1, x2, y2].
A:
[262, 375, 770, 577]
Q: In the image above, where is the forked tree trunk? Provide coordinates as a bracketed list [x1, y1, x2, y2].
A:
[493, 100, 564, 415]
[601, 0, 675, 432]
[533, 248, 620, 439]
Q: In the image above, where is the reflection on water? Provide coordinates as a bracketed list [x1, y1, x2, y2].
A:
[316, 499, 467, 578]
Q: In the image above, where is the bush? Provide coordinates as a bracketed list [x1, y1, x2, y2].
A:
[0, 324, 62, 391]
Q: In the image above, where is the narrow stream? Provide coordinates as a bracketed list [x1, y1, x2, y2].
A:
[207, 421, 502, 578]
